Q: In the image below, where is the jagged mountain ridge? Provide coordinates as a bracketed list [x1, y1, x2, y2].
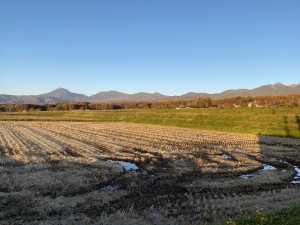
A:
[0, 83, 299, 104]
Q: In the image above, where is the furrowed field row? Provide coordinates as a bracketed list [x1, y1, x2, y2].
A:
[1, 121, 300, 225]
[40, 123, 262, 170]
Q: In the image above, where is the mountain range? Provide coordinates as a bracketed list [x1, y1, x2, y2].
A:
[0, 83, 299, 104]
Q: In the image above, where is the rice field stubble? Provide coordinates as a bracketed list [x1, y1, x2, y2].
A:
[0, 121, 300, 224]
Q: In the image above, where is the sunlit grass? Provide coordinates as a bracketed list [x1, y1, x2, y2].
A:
[214, 205, 300, 225]
[1, 107, 299, 138]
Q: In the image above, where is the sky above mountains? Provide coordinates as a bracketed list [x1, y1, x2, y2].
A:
[0, 0, 299, 96]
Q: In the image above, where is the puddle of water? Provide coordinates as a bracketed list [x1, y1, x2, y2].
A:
[260, 164, 276, 171]
[277, 160, 300, 184]
[291, 166, 300, 184]
[294, 166, 300, 176]
[101, 184, 120, 190]
[279, 160, 288, 164]
[240, 164, 276, 180]
[240, 160, 300, 184]
[108, 160, 139, 171]
[222, 154, 232, 160]
[239, 174, 254, 180]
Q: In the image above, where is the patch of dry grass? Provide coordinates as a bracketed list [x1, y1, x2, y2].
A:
[0, 122, 299, 224]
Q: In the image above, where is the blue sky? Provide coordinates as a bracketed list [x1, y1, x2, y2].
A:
[0, 0, 299, 96]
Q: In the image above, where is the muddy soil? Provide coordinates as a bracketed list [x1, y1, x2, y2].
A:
[0, 122, 299, 225]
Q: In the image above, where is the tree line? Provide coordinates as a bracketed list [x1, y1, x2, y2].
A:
[0, 95, 299, 112]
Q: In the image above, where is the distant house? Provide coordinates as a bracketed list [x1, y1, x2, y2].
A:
[176, 107, 193, 110]
[248, 101, 265, 108]
[255, 104, 263, 108]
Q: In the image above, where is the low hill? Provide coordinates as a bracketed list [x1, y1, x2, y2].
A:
[0, 83, 299, 104]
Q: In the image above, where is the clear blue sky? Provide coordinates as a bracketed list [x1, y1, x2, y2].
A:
[0, 0, 299, 96]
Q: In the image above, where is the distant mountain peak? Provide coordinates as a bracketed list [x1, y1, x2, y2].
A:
[58, 87, 69, 91]
[106, 90, 122, 93]
[289, 84, 299, 88]
[273, 82, 284, 86]
[0, 82, 299, 104]
[49, 87, 71, 93]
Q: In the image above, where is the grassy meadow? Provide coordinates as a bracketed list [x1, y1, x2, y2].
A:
[212, 204, 300, 225]
[1, 107, 299, 138]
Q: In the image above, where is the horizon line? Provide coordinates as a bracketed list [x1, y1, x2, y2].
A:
[1, 82, 299, 97]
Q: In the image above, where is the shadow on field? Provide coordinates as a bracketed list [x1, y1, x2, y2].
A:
[283, 114, 300, 137]
[1, 122, 300, 225]
[296, 115, 300, 132]
[283, 115, 291, 136]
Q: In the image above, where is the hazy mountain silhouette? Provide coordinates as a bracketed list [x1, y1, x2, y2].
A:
[0, 88, 88, 104]
[40, 88, 88, 102]
[89, 91, 129, 102]
[214, 83, 300, 99]
[0, 83, 299, 104]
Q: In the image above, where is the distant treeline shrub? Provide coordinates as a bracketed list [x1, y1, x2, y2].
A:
[0, 95, 299, 112]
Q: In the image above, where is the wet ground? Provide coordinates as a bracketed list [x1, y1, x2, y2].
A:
[0, 122, 300, 225]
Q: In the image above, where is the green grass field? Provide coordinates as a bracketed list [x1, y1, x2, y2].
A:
[218, 204, 300, 225]
[204, 204, 300, 225]
[1, 107, 299, 138]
